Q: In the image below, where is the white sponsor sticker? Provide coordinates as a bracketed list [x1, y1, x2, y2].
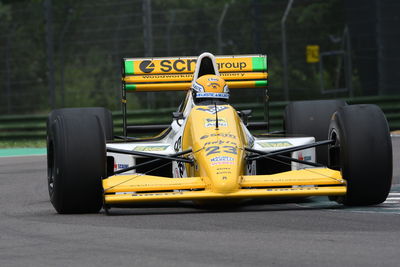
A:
[196, 105, 229, 114]
[196, 92, 229, 99]
[210, 156, 234, 165]
[204, 118, 228, 127]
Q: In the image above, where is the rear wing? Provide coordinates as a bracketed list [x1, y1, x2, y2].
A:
[122, 54, 268, 92]
[120, 53, 268, 136]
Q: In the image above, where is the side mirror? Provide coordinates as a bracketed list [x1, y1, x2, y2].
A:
[172, 112, 184, 120]
[238, 109, 252, 125]
[172, 112, 184, 126]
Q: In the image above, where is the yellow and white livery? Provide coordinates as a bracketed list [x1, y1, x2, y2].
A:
[46, 52, 393, 214]
[104, 53, 346, 207]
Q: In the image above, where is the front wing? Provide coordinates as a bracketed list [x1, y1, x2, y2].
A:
[103, 168, 346, 205]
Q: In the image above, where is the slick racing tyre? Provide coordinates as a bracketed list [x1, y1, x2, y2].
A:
[328, 104, 392, 206]
[47, 107, 114, 141]
[284, 100, 347, 166]
[47, 109, 107, 213]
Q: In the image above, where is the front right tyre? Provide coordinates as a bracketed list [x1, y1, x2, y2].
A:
[47, 108, 107, 213]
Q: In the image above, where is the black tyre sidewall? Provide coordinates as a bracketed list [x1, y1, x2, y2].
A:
[47, 111, 106, 213]
[329, 104, 392, 205]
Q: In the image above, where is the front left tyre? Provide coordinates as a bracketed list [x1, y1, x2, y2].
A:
[328, 104, 392, 205]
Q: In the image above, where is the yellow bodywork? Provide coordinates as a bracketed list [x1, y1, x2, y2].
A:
[103, 105, 346, 205]
[103, 169, 345, 204]
[181, 105, 247, 193]
[124, 72, 268, 83]
[123, 80, 267, 92]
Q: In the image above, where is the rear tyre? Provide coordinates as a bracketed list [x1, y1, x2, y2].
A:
[328, 104, 392, 205]
[284, 100, 347, 165]
[47, 109, 107, 213]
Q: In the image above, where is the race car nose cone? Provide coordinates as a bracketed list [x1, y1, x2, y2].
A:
[210, 174, 240, 194]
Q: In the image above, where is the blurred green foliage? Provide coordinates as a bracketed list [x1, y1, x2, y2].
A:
[0, 0, 349, 114]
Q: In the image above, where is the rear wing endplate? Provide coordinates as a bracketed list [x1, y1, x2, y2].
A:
[122, 54, 268, 92]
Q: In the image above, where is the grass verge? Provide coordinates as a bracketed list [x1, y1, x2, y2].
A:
[0, 140, 46, 148]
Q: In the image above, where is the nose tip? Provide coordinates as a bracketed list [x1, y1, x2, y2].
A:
[212, 176, 239, 194]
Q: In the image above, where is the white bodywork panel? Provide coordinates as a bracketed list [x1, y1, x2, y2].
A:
[107, 111, 187, 176]
[253, 136, 316, 170]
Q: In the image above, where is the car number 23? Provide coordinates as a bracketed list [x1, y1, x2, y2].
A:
[205, 145, 237, 156]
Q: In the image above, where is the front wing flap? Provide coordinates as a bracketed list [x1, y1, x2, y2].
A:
[103, 168, 346, 205]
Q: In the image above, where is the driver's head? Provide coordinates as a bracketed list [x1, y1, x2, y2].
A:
[191, 74, 229, 103]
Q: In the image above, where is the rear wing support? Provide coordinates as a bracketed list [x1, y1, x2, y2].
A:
[122, 81, 128, 136]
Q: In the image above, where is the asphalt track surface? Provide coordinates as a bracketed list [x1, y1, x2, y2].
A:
[0, 137, 399, 266]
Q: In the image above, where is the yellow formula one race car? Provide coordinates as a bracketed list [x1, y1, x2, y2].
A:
[46, 52, 393, 214]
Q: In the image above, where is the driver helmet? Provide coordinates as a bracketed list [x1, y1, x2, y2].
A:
[191, 74, 229, 101]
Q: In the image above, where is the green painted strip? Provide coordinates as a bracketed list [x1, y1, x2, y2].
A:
[124, 60, 134, 75]
[252, 57, 267, 71]
[255, 80, 268, 87]
[0, 148, 46, 157]
[125, 84, 136, 91]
